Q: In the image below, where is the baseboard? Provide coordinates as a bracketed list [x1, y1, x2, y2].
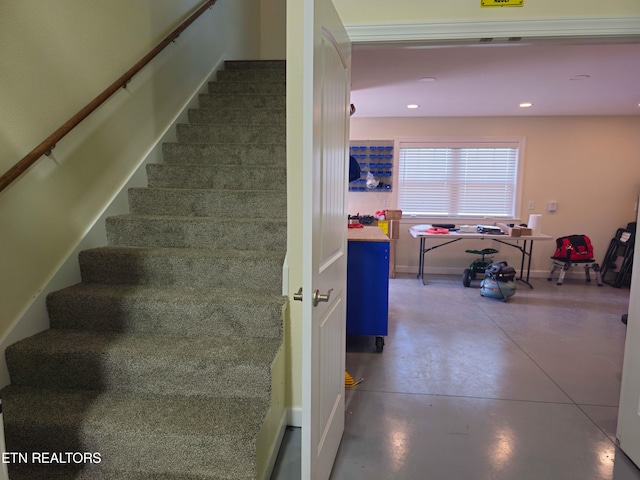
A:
[287, 406, 302, 428]
[0, 412, 7, 480]
[394, 265, 556, 279]
[260, 409, 288, 480]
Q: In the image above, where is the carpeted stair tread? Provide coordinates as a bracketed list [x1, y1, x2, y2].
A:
[176, 123, 285, 144]
[6, 329, 280, 397]
[188, 107, 285, 125]
[47, 284, 285, 338]
[79, 246, 285, 291]
[106, 215, 286, 250]
[128, 187, 286, 218]
[161, 143, 285, 166]
[145, 163, 286, 190]
[2, 385, 267, 479]
[198, 93, 285, 109]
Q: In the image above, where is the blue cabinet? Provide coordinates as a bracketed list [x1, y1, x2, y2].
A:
[346, 238, 390, 352]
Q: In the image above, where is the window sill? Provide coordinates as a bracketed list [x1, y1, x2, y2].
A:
[399, 216, 522, 225]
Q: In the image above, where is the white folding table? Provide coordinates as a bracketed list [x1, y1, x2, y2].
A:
[409, 225, 553, 288]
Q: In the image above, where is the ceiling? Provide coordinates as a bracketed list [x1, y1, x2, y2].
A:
[349, 39, 640, 117]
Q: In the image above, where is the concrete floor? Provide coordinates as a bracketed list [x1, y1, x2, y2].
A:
[271, 273, 640, 480]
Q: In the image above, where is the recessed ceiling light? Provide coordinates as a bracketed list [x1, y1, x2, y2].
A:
[407, 104, 420, 109]
[419, 77, 437, 82]
[519, 102, 533, 108]
[570, 74, 591, 81]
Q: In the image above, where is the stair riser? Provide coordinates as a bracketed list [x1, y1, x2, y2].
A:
[224, 60, 285, 70]
[161, 143, 286, 166]
[128, 189, 287, 219]
[217, 69, 286, 83]
[7, 349, 273, 398]
[188, 107, 285, 125]
[146, 164, 286, 190]
[47, 287, 284, 338]
[207, 81, 285, 95]
[106, 217, 286, 251]
[176, 124, 285, 144]
[79, 249, 284, 291]
[199, 93, 285, 109]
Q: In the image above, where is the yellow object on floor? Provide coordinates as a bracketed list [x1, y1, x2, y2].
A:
[345, 370, 363, 388]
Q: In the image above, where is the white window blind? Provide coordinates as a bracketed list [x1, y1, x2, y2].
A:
[397, 139, 523, 218]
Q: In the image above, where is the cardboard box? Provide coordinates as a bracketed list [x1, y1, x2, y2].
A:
[385, 209, 403, 220]
[497, 223, 533, 237]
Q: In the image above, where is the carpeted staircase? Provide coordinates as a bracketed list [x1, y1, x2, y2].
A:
[1, 60, 287, 479]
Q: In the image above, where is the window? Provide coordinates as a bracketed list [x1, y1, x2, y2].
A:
[397, 137, 525, 219]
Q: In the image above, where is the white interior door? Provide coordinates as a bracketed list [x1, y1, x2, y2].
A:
[300, 1, 351, 479]
[617, 205, 640, 463]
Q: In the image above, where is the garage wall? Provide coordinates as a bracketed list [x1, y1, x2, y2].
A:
[350, 115, 640, 277]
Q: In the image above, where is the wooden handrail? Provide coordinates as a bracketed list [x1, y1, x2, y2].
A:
[0, 0, 218, 194]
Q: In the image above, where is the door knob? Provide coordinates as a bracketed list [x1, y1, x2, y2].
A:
[313, 289, 333, 307]
[293, 287, 333, 307]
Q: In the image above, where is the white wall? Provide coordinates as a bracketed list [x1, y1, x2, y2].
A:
[350, 116, 640, 276]
[0, 0, 261, 378]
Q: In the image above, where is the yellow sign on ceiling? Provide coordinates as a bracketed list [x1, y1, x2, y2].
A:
[481, 0, 523, 6]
